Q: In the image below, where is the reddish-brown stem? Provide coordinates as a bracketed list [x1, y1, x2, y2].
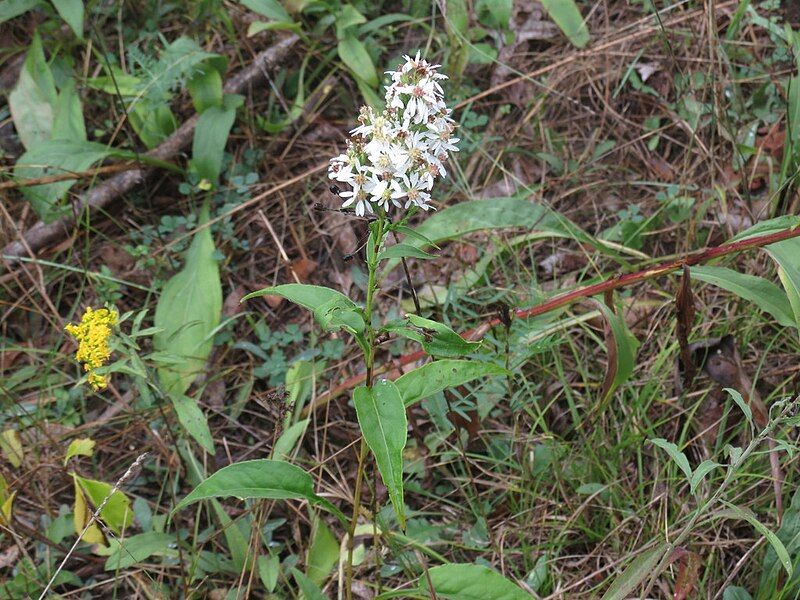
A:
[302, 223, 800, 416]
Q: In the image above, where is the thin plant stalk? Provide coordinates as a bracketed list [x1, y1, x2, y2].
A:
[345, 215, 386, 599]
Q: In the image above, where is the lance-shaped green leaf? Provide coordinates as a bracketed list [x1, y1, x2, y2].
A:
[383, 314, 481, 357]
[764, 237, 800, 333]
[691, 265, 795, 328]
[593, 299, 639, 402]
[422, 563, 531, 599]
[243, 284, 366, 349]
[154, 206, 222, 399]
[9, 31, 56, 149]
[353, 381, 407, 527]
[715, 502, 792, 577]
[173, 459, 343, 521]
[540, 0, 590, 48]
[601, 542, 671, 600]
[395, 360, 509, 407]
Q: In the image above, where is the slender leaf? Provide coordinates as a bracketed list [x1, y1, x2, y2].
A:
[758, 487, 800, 595]
[306, 514, 338, 586]
[0, 0, 41, 23]
[190, 94, 242, 184]
[422, 563, 530, 600]
[594, 299, 639, 402]
[690, 265, 795, 328]
[337, 33, 378, 87]
[395, 360, 509, 407]
[172, 393, 214, 453]
[650, 438, 693, 483]
[765, 237, 800, 332]
[353, 381, 407, 527]
[716, 503, 792, 577]
[271, 419, 309, 460]
[291, 568, 327, 600]
[378, 243, 436, 261]
[601, 542, 670, 600]
[690, 460, 721, 494]
[240, 0, 290, 21]
[724, 388, 753, 428]
[540, 0, 590, 48]
[724, 587, 753, 600]
[51, 0, 84, 38]
[51, 78, 86, 141]
[173, 459, 343, 521]
[103, 532, 176, 570]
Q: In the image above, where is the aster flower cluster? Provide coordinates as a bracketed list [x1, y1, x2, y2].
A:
[65, 307, 118, 390]
[328, 52, 459, 216]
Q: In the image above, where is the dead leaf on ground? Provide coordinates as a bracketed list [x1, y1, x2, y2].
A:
[290, 257, 317, 282]
[222, 285, 247, 318]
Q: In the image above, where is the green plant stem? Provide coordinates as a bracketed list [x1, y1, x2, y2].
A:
[345, 214, 386, 600]
[639, 397, 797, 597]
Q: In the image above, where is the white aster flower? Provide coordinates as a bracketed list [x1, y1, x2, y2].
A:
[329, 51, 458, 216]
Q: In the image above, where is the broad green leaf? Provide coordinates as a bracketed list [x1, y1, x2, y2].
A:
[271, 419, 309, 460]
[247, 20, 302, 35]
[190, 94, 242, 185]
[73, 476, 105, 544]
[540, 0, 590, 48]
[128, 99, 177, 148]
[73, 474, 133, 535]
[383, 314, 481, 357]
[52, 79, 86, 141]
[0, 0, 41, 23]
[335, 4, 366, 38]
[724, 587, 753, 600]
[444, 0, 468, 36]
[291, 567, 326, 600]
[257, 553, 280, 592]
[353, 381, 407, 527]
[337, 33, 378, 87]
[15, 140, 127, 222]
[650, 438, 693, 483]
[51, 0, 84, 38]
[689, 459, 721, 494]
[764, 237, 800, 333]
[103, 532, 176, 570]
[422, 563, 530, 600]
[757, 487, 800, 596]
[240, 0, 290, 21]
[64, 438, 95, 464]
[244, 284, 366, 344]
[601, 542, 670, 600]
[395, 360, 509, 407]
[594, 300, 639, 402]
[716, 503, 792, 577]
[476, 0, 512, 29]
[306, 514, 338, 586]
[377, 243, 436, 261]
[173, 459, 343, 521]
[730, 216, 800, 242]
[154, 204, 222, 400]
[690, 265, 795, 328]
[382, 198, 603, 278]
[172, 393, 214, 453]
[8, 31, 57, 149]
[187, 63, 224, 113]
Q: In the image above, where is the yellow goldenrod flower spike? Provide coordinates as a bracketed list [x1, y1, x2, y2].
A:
[65, 307, 118, 390]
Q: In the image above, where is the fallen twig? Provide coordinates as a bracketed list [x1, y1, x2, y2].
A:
[2, 35, 299, 263]
[303, 222, 800, 416]
[0, 162, 143, 191]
